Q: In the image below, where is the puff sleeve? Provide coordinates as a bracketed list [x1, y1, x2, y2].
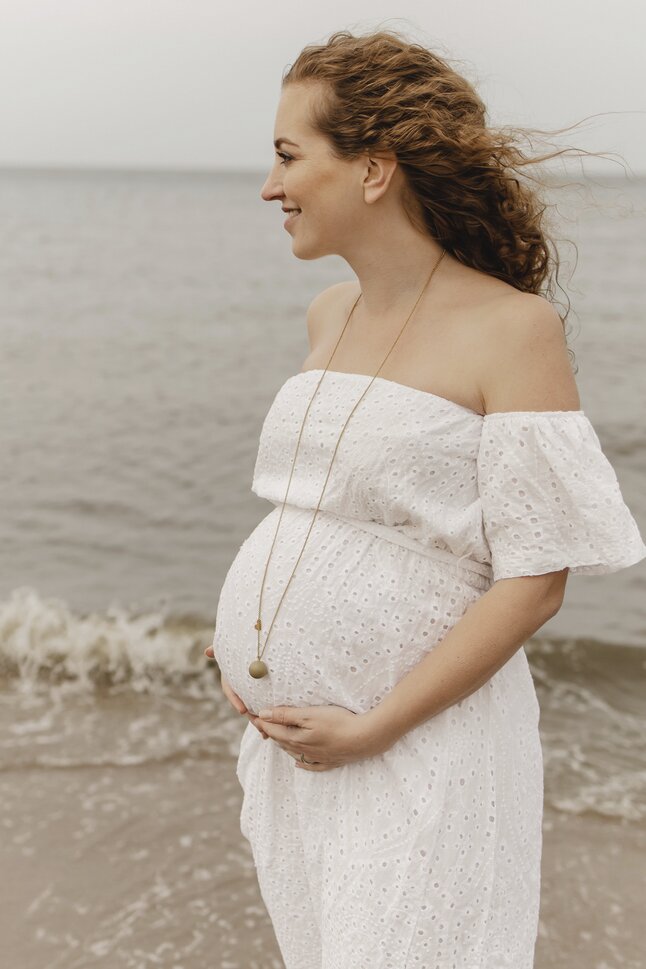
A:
[476, 410, 646, 582]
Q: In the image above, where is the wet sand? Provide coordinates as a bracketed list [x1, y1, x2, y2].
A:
[1, 692, 644, 969]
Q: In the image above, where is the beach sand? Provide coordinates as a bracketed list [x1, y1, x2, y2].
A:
[1, 688, 644, 969]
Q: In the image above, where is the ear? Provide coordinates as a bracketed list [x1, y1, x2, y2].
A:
[362, 152, 399, 205]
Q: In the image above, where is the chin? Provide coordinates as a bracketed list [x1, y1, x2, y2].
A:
[290, 238, 336, 261]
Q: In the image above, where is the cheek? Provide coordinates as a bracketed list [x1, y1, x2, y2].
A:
[295, 168, 360, 231]
[322, 202, 360, 234]
[300, 167, 341, 207]
[311, 185, 354, 223]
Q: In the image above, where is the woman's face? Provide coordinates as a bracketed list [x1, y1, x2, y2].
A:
[260, 82, 371, 260]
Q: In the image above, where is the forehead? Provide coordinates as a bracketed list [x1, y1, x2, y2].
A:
[273, 83, 319, 142]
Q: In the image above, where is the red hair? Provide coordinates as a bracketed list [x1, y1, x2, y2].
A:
[283, 27, 630, 372]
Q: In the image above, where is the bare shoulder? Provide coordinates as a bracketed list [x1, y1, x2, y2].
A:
[477, 292, 581, 414]
[305, 280, 358, 350]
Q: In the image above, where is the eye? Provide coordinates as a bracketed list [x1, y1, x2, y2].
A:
[276, 151, 293, 166]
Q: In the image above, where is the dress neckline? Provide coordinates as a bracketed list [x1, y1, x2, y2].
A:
[290, 369, 585, 420]
[294, 368, 485, 418]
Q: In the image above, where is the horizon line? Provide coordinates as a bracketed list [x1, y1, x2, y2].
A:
[0, 161, 643, 180]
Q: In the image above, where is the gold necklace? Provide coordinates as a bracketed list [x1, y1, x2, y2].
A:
[249, 249, 446, 678]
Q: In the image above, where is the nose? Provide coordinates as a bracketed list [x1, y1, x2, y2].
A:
[260, 167, 284, 202]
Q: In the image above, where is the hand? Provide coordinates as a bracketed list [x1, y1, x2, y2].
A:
[203, 645, 269, 740]
[249, 703, 384, 771]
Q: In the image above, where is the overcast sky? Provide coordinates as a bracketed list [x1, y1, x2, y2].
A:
[0, 0, 644, 175]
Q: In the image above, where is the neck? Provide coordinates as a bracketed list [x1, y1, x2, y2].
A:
[339, 226, 450, 321]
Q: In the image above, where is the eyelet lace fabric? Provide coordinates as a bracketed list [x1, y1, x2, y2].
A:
[212, 370, 646, 969]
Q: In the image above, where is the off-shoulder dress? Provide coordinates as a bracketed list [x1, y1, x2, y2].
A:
[212, 368, 646, 969]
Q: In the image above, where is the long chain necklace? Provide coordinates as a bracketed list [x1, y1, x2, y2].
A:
[249, 249, 446, 678]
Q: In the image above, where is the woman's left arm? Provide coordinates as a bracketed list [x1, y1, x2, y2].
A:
[354, 293, 576, 753]
[357, 570, 566, 752]
[252, 571, 566, 767]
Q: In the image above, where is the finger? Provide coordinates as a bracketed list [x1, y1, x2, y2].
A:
[258, 707, 309, 728]
[252, 721, 303, 743]
[204, 645, 215, 658]
[271, 741, 306, 760]
[224, 686, 246, 715]
[248, 715, 271, 737]
[248, 713, 267, 731]
[283, 747, 327, 767]
[246, 713, 268, 738]
[224, 693, 246, 714]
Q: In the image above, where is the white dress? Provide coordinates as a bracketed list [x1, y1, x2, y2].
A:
[212, 368, 646, 969]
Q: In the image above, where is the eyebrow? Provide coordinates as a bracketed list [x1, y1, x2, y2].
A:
[274, 138, 300, 149]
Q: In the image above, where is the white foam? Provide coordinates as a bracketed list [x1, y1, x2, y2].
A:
[0, 586, 218, 696]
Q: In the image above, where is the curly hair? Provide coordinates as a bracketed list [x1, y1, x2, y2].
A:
[281, 27, 630, 373]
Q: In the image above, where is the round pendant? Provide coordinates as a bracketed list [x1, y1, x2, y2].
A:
[249, 659, 268, 678]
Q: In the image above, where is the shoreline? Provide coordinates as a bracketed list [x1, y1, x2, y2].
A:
[1, 744, 644, 969]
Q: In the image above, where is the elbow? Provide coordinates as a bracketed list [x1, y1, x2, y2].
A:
[496, 568, 568, 618]
[544, 590, 565, 619]
[541, 568, 569, 618]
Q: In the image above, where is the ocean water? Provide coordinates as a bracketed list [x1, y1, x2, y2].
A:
[1, 167, 645, 968]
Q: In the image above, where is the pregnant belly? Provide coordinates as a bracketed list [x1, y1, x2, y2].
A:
[213, 505, 486, 717]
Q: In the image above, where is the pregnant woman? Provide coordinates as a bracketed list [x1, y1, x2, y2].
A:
[205, 29, 646, 969]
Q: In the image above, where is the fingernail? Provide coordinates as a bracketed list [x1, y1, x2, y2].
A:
[258, 709, 272, 719]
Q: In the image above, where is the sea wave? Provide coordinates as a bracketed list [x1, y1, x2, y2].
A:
[1, 586, 645, 823]
[0, 586, 219, 697]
